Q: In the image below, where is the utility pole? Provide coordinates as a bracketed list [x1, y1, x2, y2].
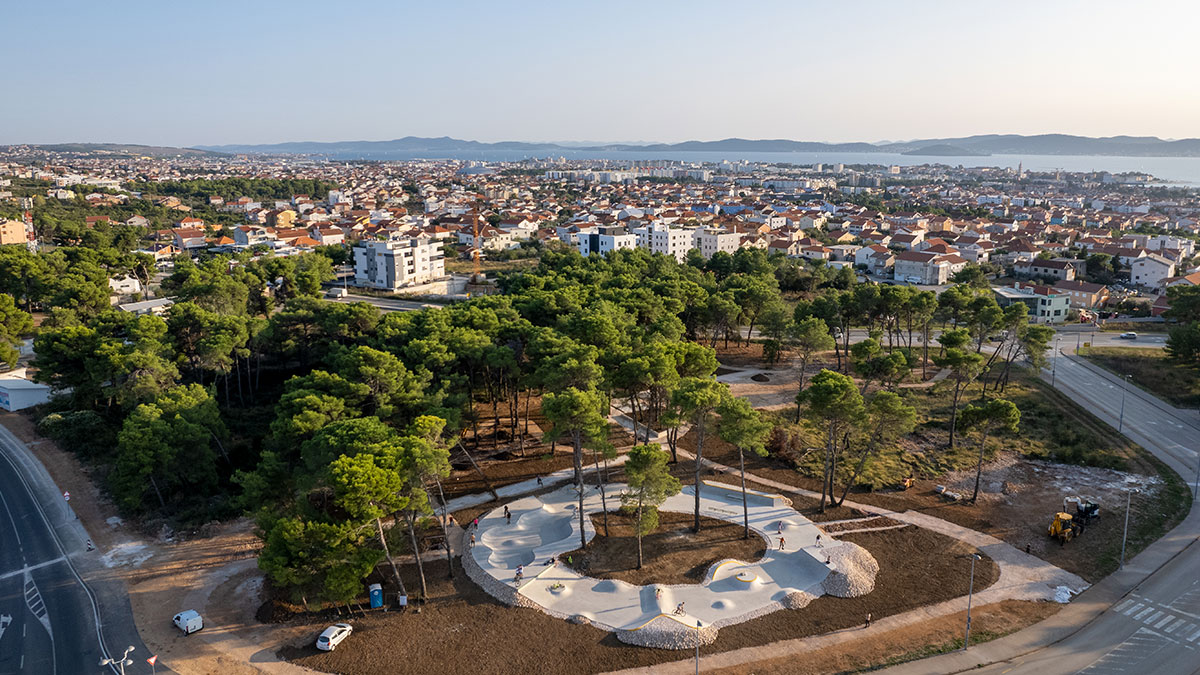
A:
[695, 620, 702, 675]
[1118, 373, 1130, 433]
[963, 553, 981, 650]
[1120, 488, 1139, 568]
[1052, 336, 1061, 387]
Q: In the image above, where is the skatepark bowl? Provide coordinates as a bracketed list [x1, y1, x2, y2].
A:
[465, 480, 878, 648]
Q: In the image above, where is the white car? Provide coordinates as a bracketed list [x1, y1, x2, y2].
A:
[1119, 332, 1138, 340]
[316, 623, 353, 651]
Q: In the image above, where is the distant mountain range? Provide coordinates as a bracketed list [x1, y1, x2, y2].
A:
[3, 143, 224, 158]
[193, 134, 1200, 159]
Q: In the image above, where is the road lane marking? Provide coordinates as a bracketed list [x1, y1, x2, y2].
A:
[1189, 628, 1200, 642]
[1166, 619, 1186, 633]
[1135, 607, 1155, 620]
[1154, 614, 1176, 629]
[1122, 601, 1143, 615]
[1114, 599, 1135, 613]
[1146, 610, 1163, 624]
[0, 556, 67, 581]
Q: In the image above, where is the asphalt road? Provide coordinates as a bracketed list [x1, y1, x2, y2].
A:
[0, 448, 103, 674]
[0, 426, 163, 675]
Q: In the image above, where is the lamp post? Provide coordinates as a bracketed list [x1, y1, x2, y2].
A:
[1118, 374, 1131, 433]
[695, 620, 702, 675]
[1052, 336, 1061, 387]
[1120, 488, 1140, 569]
[1194, 452, 1200, 500]
[963, 553, 981, 650]
[100, 646, 135, 675]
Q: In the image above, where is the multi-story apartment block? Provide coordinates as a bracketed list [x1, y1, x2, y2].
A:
[693, 228, 741, 259]
[354, 237, 444, 290]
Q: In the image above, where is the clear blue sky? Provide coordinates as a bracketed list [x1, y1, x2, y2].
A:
[4, 0, 1197, 146]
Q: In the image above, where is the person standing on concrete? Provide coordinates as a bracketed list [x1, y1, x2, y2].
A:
[865, 613, 872, 628]
[504, 505, 512, 524]
[778, 537, 786, 551]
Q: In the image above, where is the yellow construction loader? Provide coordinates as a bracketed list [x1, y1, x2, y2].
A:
[1048, 511, 1081, 545]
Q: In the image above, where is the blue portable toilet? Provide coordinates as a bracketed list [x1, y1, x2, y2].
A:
[368, 583, 383, 609]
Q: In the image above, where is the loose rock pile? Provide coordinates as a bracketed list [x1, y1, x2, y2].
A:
[616, 616, 720, 649]
[820, 542, 879, 598]
[781, 590, 816, 609]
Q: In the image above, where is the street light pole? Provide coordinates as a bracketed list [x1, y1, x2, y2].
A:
[695, 621, 702, 675]
[963, 553, 980, 650]
[1118, 374, 1130, 433]
[100, 646, 135, 675]
[1194, 452, 1200, 500]
[1120, 489, 1139, 569]
[1052, 336, 1061, 387]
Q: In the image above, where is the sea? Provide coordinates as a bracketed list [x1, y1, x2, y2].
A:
[363, 149, 1200, 186]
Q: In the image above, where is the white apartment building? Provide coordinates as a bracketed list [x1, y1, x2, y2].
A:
[354, 238, 445, 290]
[631, 222, 696, 262]
[693, 228, 741, 259]
[1130, 254, 1176, 291]
[575, 227, 636, 256]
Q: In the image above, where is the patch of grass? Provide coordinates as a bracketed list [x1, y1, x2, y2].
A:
[1079, 346, 1200, 408]
[444, 257, 539, 275]
[1097, 321, 1168, 333]
[905, 366, 1139, 472]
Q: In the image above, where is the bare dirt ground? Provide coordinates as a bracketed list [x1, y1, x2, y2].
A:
[708, 599, 1061, 675]
[447, 396, 634, 500]
[277, 526, 997, 675]
[560, 512, 767, 586]
[695, 422, 1168, 582]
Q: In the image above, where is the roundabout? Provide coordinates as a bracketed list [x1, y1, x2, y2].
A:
[463, 479, 879, 649]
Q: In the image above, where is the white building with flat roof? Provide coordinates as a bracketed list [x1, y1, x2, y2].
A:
[693, 228, 741, 259]
[354, 238, 445, 290]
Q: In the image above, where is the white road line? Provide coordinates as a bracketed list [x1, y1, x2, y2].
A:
[0, 557, 67, 581]
[1115, 599, 1136, 613]
[1166, 619, 1186, 633]
[1188, 628, 1200, 642]
[1135, 607, 1156, 620]
[1154, 614, 1176, 629]
[1146, 610, 1164, 624]
[1123, 601, 1144, 615]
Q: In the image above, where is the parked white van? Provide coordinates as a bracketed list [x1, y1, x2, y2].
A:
[173, 610, 203, 635]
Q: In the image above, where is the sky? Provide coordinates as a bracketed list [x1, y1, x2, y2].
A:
[3, 0, 1199, 147]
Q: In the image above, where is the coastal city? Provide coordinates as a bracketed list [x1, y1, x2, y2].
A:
[3, 2, 1200, 675]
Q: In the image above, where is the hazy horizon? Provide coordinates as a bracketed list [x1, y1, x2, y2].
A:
[4, 0, 1198, 147]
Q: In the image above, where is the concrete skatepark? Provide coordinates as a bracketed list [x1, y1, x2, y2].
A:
[463, 480, 879, 649]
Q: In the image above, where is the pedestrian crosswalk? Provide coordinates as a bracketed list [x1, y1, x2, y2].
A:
[1111, 597, 1200, 646]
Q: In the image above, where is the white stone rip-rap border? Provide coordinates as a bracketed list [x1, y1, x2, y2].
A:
[464, 480, 879, 649]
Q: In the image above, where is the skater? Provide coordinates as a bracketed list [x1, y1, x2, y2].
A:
[472, 517, 479, 529]
[537, 476, 543, 486]
[514, 565, 524, 584]
[673, 602, 686, 616]
[778, 536, 786, 551]
[469, 533, 476, 549]
[655, 588, 663, 600]
[777, 521, 783, 535]
[815, 534, 823, 548]
[505, 506, 512, 524]
[865, 612, 872, 628]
